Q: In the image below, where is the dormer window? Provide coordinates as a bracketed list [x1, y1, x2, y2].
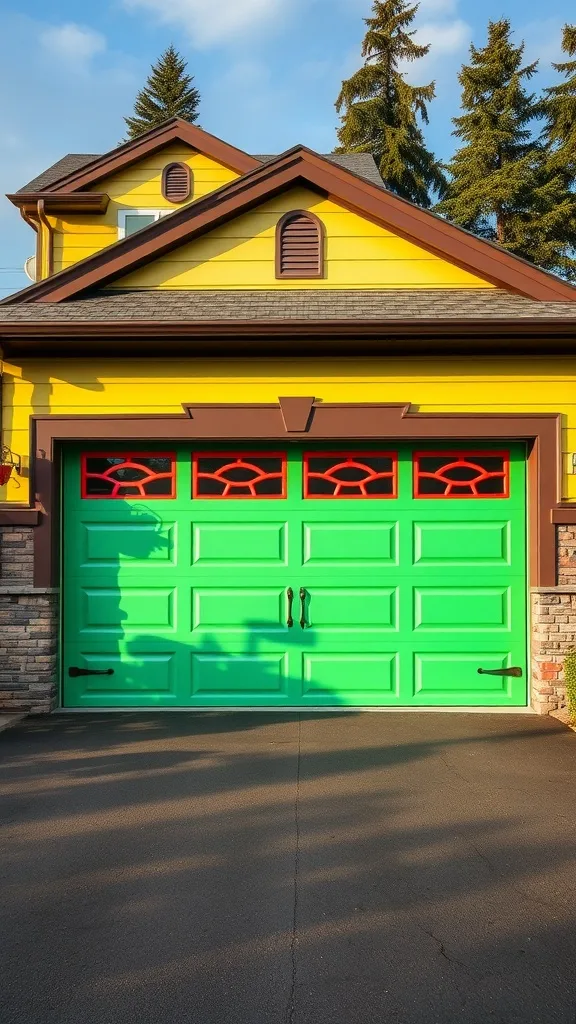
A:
[162, 162, 192, 203]
[276, 211, 325, 279]
[118, 209, 171, 239]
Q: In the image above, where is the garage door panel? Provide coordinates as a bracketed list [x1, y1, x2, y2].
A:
[78, 519, 178, 568]
[191, 587, 287, 633]
[304, 586, 398, 632]
[413, 586, 512, 632]
[64, 648, 180, 706]
[190, 652, 291, 698]
[413, 651, 523, 703]
[413, 521, 512, 567]
[302, 521, 399, 568]
[75, 587, 177, 635]
[302, 653, 399, 701]
[192, 521, 288, 568]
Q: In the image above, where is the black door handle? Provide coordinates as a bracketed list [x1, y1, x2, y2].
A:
[299, 588, 307, 629]
[286, 587, 294, 627]
[478, 667, 523, 678]
[69, 667, 114, 678]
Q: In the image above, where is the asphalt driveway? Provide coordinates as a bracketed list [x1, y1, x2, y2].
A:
[1, 712, 575, 1024]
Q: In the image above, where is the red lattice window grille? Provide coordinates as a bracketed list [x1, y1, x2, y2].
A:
[414, 451, 510, 498]
[304, 452, 398, 498]
[82, 453, 176, 499]
[193, 452, 287, 498]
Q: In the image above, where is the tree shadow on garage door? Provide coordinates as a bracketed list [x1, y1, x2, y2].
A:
[62, 500, 356, 731]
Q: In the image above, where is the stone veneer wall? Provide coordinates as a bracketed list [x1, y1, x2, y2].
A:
[530, 527, 576, 714]
[0, 526, 58, 713]
[0, 524, 575, 716]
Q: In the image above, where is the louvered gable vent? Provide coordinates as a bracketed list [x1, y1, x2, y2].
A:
[276, 211, 324, 279]
[162, 162, 192, 203]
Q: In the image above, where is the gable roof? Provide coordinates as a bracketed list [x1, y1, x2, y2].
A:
[6, 145, 576, 306]
[17, 119, 260, 196]
[18, 147, 382, 194]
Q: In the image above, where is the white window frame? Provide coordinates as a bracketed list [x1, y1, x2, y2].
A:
[117, 209, 172, 240]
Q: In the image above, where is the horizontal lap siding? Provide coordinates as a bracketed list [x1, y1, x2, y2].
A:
[50, 146, 240, 273]
[2, 355, 576, 503]
[113, 189, 493, 291]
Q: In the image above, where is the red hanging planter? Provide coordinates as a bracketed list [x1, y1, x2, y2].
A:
[0, 464, 13, 486]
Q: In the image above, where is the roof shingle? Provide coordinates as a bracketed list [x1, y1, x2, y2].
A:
[1, 289, 575, 324]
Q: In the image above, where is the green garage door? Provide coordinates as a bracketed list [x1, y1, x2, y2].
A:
[62, 443, 527, 708]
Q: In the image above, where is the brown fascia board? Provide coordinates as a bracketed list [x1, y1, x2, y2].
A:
[0, 319, 575, 341]
[6, 192, 109, 214]
[5, 147, 576, 305]
[44, 119, 259, 194]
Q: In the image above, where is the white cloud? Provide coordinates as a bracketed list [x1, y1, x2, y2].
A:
[122, 0, 285, 48]
[40, 23, 106, 66]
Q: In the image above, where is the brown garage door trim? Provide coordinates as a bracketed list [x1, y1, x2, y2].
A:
[31, 401, 561, 588]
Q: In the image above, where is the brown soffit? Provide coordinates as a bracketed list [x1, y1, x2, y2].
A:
[7, 193, 110, 215]
[4, 147, 576, 305]
[39, 119, 259, 195]
[30, 403, 561, 589]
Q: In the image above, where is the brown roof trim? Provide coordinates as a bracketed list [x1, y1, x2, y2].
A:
[40, 119, 259, 194]
[1, 318, 576, 340]
[7, 193, 109, 214]
[5, 147, 576, 305]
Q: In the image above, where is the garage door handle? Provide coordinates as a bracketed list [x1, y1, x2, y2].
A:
[286, 588, 294, 628]
[69, 667, 114, 678]
[299, 588, 307, 629]
[477, 667, 523, 678]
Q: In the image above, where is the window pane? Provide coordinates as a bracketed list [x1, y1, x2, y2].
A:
[124, 214, 157, 236]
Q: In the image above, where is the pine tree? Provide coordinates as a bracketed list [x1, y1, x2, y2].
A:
[436, 21, 541, 252]
[534, 25, 576, 280]
[335, 0, 445, 208]
[543, 25, 576, 182]
[124, 45, 201, 140]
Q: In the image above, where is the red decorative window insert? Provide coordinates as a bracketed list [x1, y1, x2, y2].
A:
[82, 453, 176, 498]
[193, 452, 287, 498]
[414, 451, 510, 498]
[304, 452, 397, 498]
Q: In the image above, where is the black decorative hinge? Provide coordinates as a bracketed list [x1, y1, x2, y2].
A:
[477, 667, 523, 678]
[68, 667, 114, 678]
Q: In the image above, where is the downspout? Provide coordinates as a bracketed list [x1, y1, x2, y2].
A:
[36, 199, 54, 279]
[19, 207, 41, 280]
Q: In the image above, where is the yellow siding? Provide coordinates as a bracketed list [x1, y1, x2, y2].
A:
[2, 355, 576, 502]
[114, 188, 493, 291]
[50, 145, 240, 272]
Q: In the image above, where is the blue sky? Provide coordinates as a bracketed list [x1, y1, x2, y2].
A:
[0, 0, 571, 296]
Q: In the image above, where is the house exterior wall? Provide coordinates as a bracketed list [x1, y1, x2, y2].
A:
[113, 189, 494, 291]
[1, 354, 575, 505]
[1, 354, 575, 715]
[49, 145, 239, 273]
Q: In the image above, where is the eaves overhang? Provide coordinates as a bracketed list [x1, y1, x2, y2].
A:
[0, 317, 575, 359]
[7, 192, 110, 215]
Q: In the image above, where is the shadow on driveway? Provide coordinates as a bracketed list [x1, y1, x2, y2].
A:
[1, 711, 575, 1024]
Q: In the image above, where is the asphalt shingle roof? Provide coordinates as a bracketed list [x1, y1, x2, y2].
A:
[1, 289, 575, 324]
[18, 152, 382, 193]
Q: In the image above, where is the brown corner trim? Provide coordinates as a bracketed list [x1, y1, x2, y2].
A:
[31, 402, 561, 590]
[0, 507, 41, 526]
[551, 507, 576, 524]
